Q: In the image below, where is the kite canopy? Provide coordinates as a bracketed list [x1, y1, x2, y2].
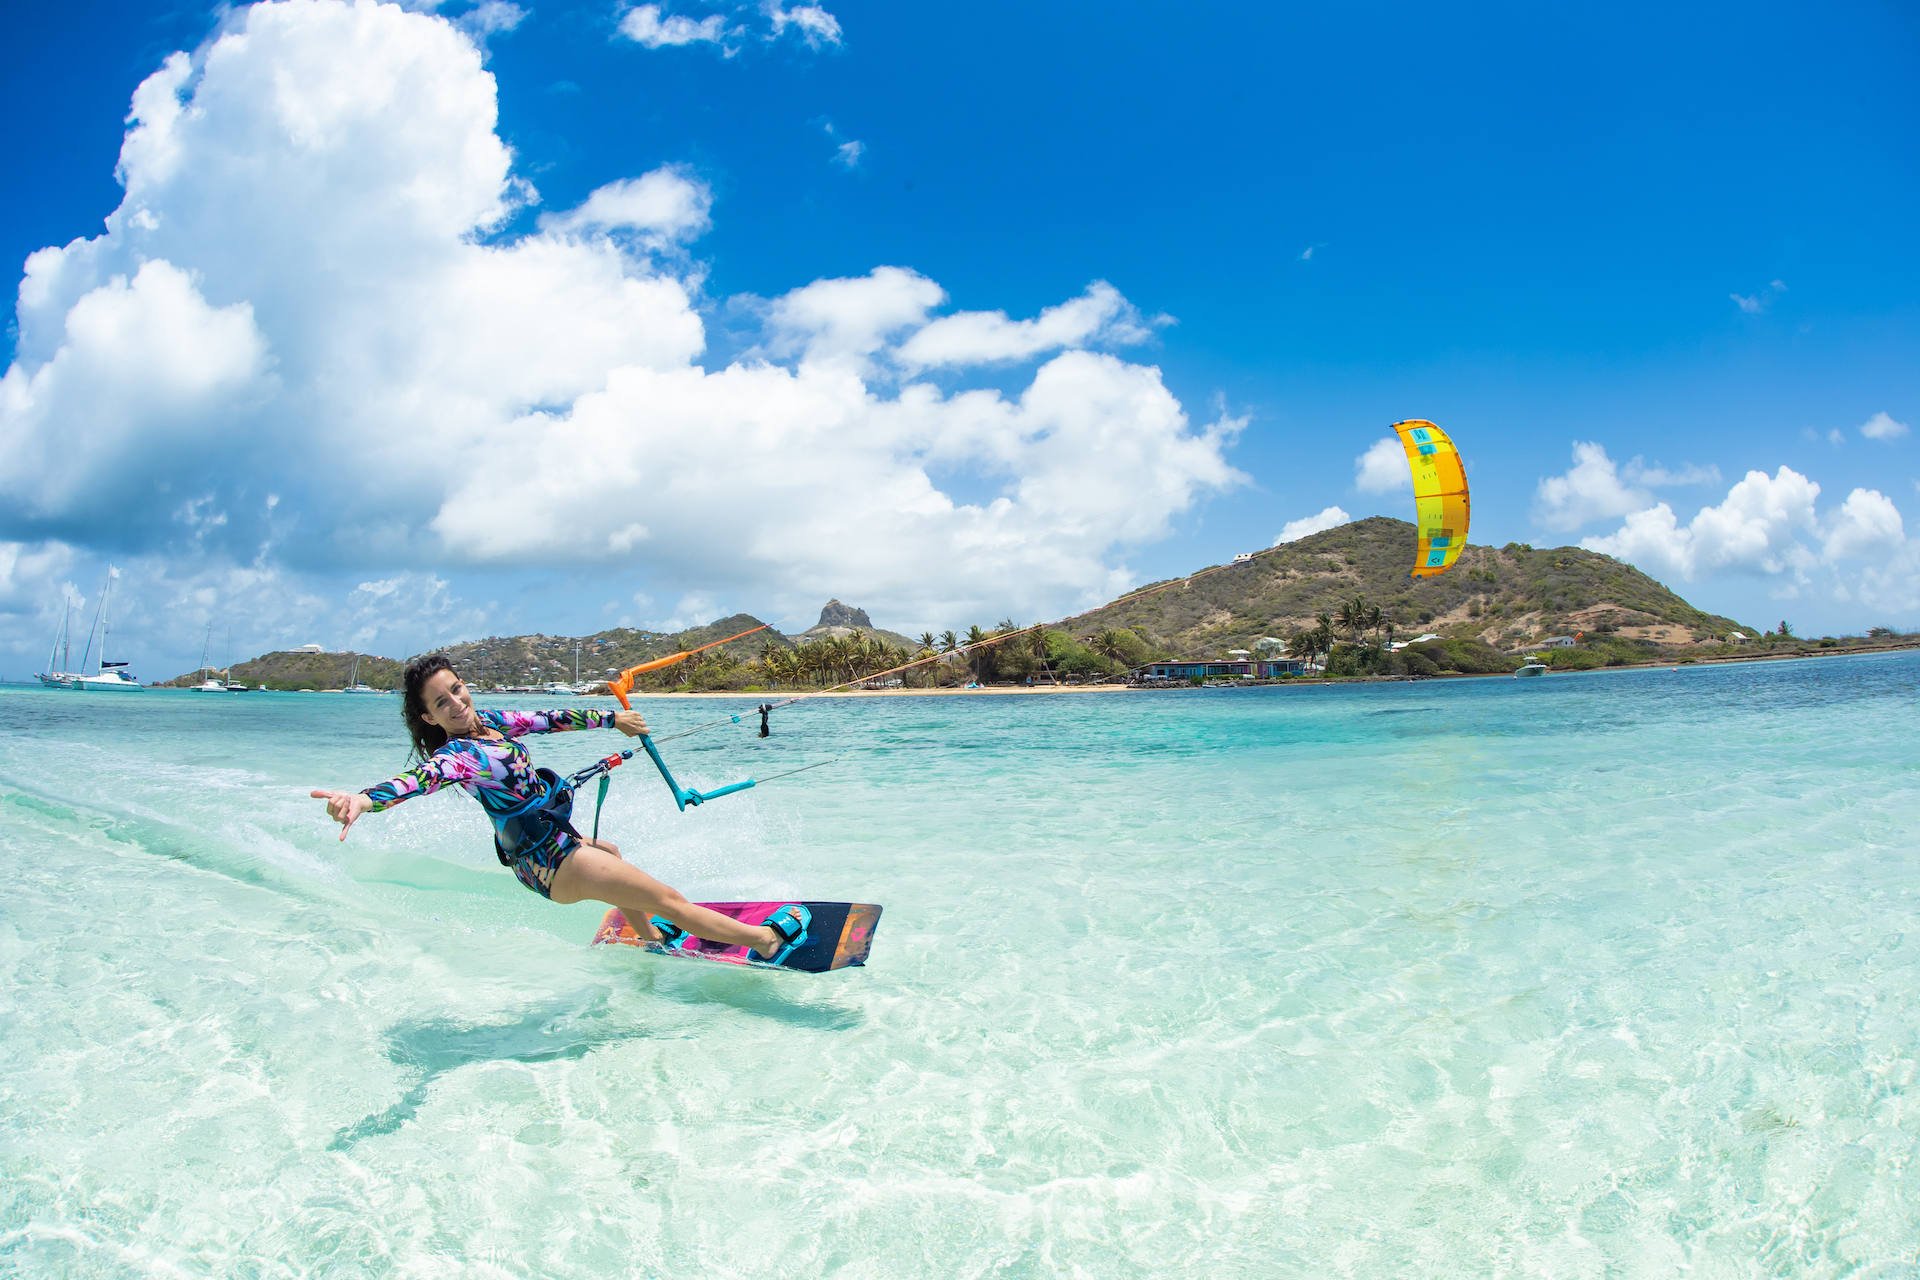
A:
[1391, 418, 1470, 578]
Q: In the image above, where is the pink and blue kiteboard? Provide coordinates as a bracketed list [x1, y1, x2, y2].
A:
[593, 901, 880, 974]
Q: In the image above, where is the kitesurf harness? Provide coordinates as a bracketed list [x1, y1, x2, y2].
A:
[490, 766, 579, 865]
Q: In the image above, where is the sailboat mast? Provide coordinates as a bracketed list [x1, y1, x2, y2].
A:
[51, 599, 68, 672]
[77, 576, 109, 674]
[98, 573, 113, 672]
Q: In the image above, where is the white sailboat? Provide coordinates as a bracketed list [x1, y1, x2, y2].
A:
[190, 622, 233, 692]
[35, 595, 81, 688]
[341, 654, 382, 694]
[221, 628, 252, 692]
[61, 570, 145, 691]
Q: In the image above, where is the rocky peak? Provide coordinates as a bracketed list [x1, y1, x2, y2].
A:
[815, 599, 873, 630]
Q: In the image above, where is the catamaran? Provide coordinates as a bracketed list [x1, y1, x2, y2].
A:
[46, 571, 144, 691]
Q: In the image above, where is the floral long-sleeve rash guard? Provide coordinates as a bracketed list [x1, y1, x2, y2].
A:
[360, 707, 614, 820]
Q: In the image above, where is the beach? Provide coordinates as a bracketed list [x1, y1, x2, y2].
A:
[2, 649, 1917, 1274]
[621, 634, 1920, 699]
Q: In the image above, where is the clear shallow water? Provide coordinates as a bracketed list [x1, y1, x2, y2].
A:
[1, 655, 1917, 1277]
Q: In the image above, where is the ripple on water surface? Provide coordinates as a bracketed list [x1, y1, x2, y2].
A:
[0, 656, 1917, 1274]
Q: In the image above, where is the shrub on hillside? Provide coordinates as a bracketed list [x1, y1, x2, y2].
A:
[1411, 638, 1512, 674]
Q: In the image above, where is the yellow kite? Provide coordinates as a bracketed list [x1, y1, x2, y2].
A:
[1391, 418, 1470, 577]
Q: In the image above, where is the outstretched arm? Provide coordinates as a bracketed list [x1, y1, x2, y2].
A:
[311, 748, 488, 840]
[497, 708, 648, 738]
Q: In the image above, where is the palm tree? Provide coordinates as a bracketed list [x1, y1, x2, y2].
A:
[937, 630, 961, 686]
[1030, 628, 1054, 683]
[1091, 629, 1131, 674]
[1335, 598, 1360, 641]
[835, 635, 863, 683]
[1312, 614, 1336, 673]
[856, 635, 891, 684]
[964, 625, 988, 682]
[1285, 627, 1313, 671]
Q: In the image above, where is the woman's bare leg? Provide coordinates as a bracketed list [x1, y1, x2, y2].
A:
[550, 843, 781, 957]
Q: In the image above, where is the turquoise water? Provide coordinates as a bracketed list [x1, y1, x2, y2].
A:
[2, 654, 1917, 1277]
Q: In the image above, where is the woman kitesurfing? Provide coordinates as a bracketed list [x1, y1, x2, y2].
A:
[310, 653, 811, 963]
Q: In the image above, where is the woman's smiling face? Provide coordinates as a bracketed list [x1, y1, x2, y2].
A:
[418, 667, 480, 738]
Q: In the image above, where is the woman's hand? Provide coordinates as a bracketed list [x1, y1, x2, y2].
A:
[310, 789, 372, 841]
[612, 709, 649, 738]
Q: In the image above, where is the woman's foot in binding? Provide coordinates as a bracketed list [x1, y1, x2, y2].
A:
[755, 903, 811, 963]
[648, 916, 688, 949]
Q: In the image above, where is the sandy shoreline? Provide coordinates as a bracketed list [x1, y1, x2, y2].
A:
[613, 638, 1920, 699]
[620, 682, 1133, 700]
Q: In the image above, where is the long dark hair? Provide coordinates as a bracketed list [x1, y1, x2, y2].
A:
[402, 652, 458, 761]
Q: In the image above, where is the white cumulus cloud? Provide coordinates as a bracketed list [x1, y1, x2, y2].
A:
[1533, 442, 1647, 532]
[1583, 466, 1822, 581]
[1354, 437, 1408, 493]
[457, 2, 526, 38]
[537, 167, 713, 247]
[896, 281, 1153, 369]
[1273, 506, 1350, 545]
[0, 0, 1242, 647]
[1581, 468, 1913, 623]
[1, 259, 274, 522]
[619, 5, 731, 48]
[1533, 442, 1722, 532]
[767, 3, 842, 46]
[1860, 411, 1909, 442]
[764, 266, 946, 368]
[1822, 488, 1905, 561]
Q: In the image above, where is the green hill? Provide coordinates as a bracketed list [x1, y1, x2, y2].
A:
[176, 616, 792, 691]
[1061, 516, 1751, 657]
[159, 651, 405, 691]
[182, 532, 1773, 691]
[436, 613, 789, 690]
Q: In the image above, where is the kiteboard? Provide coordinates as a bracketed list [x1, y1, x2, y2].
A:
[592, 901, 881, 974]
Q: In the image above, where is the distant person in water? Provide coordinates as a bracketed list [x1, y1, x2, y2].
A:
[311, 653, 807, 961]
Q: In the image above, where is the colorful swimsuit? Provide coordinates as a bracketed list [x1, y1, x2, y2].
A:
[360, 707, 616, 898]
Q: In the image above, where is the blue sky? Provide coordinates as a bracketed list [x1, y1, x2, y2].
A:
[3, 0, 1917, 680]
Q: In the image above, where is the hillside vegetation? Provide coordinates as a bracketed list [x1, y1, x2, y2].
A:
[188, 520, 1833, 690]
[160, 651, 405, 691]
[1062, 516, 1750, 657]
